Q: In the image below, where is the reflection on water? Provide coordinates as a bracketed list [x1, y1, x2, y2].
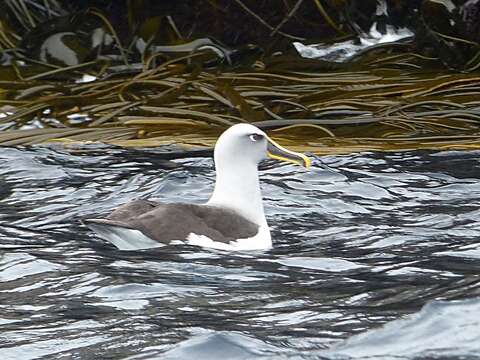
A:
[1, 146, 480, 359]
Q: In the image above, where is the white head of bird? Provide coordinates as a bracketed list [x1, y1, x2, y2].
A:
[207, 123, 310, 225]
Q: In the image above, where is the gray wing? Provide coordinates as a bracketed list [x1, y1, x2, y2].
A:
[106, 199, 160, 221]
[84, 201, 259, 246]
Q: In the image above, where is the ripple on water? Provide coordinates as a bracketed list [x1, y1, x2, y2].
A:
[0, 253, 65, 281]
[158, 332, 282, 360]
[274, 257, 367, 272]
[322, 298, 480, 359]
[1, 147, 480, 359]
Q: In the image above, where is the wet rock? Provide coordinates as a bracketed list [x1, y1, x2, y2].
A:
[20, 11, 115, 67]
[343, 0, 420, 37]
[414, 0, 480, 69]
[460, 0, 480, 41]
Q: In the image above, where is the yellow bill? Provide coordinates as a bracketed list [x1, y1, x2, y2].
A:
[265, 135, 311, 168]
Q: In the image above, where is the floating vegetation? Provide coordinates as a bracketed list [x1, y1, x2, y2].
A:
[1, 0, 480, 154]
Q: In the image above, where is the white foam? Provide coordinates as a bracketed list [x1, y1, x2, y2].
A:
[294, 25, 413, 62]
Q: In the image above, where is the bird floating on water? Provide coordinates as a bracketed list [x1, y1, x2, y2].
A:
[84, 124, 310, 251]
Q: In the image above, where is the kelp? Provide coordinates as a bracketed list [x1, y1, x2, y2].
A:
[2, 52, 480, 153]
[2, 1, 480, 154]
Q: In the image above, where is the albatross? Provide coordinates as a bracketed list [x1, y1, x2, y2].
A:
[84, 124, 310, 251]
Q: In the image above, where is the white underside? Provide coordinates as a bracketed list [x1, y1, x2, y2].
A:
[87, 223, 272, 251]
[185, 224, 271, 251]
[87, 223, 165, 251]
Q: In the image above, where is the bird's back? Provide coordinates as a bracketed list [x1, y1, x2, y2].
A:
[84, 199, 260, 249]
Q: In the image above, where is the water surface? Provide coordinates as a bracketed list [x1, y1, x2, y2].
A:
[1, 146, 480, 359]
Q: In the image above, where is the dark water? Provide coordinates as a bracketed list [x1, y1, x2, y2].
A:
[1, 146, 480, 360]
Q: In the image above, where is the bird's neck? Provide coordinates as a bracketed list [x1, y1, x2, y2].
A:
[207, 161, 266, 225]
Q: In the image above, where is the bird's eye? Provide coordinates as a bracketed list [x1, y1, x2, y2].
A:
[249, 133, 264, 142]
